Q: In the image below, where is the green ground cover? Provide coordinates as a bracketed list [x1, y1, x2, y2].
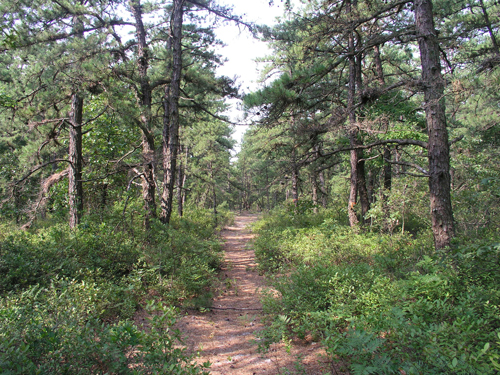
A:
[253, 204, 500, 375]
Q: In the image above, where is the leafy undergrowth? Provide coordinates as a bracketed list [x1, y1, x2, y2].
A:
[254, 203, 500, 375]
[0, 205, 233, 374]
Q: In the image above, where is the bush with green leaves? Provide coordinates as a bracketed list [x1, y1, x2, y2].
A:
[0, 206, 228, 374]
[0, 283, 209, 374]
[0, 206, 224, 302]
[255, 210, 500, 374]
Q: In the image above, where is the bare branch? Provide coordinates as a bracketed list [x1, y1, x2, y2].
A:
[450, 134, 464, 145]
[321, 138, 428, 158]
[82, 105, 109, 127]
[15, 159, 72, 186]
[385, 158, 429, 176]
[186, 0, 254, 31]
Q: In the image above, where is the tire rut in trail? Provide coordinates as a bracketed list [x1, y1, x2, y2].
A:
[175, 214, 332, 375]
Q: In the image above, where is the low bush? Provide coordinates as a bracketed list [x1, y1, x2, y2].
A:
[0, 206, 225, 374]
[0, 284, 209, 374]
[255, 209, 500, 374]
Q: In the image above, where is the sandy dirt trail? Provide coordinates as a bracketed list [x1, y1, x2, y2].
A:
[175, 214, 331, 375]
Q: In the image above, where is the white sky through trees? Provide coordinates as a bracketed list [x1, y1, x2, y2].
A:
[214, 0, 288, 148]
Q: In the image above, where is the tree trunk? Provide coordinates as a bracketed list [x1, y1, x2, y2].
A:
[367, 169, 374, 204]
[291, 149, 299, 205]
[160, 0, 184, 224]
[69, 93, 83, 228]
[319, 170, 328, 208]
[357, 155, 370, 221]
[312, 175, 318, 213]
[347, 17, 359, 226]
[355, 46, 370, 221]
[382, 147, 392, 225]
[478, 0, 499, 55]
[383, 147, 392, 192]
[176, 145, 186, 217]
[68, 8, 84, 229]
[375, 45, 392, 199]
[373, 44, 385, 86]
[348, 132, 360, 226]
[130, 0, 156, 229]
[211, 164, 218, 228]
[414, 0, 455, 249]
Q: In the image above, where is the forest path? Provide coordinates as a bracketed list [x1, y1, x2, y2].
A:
[175, 213, 331, 375]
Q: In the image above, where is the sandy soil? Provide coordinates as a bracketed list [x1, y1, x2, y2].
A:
[174, 214, 336, 375]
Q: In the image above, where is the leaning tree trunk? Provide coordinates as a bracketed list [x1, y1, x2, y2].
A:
[415, 0, 455, 250]
[131, 0, 156, 229]
[160, 0, 184, 224]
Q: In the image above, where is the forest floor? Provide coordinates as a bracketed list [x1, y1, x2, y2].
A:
[173, 213, 338, 375]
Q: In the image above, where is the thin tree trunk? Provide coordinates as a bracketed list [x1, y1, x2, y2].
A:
[478, 0, 499, 55]
[348, 132, 360, 226]
[367, 169, 374, 204]
[383, 147, 392, 192]
[414, 0, 455, 249]
[130, 0, 156, 229]
[176, 145, 185, 217]
[161, 0, 184, 224]
[358, 154, 370, 221]
[211, 164, 217, 227]
[373, 44, 385, 86]
[347, 10, 359, 226]
[355, 47, 370, 221]
[382, 147, 392, 227]
[312, 175, 319, 213]
[291, 149, 299, 205]
[69, 93, 83, 228]
[375, 44, 392, 200]
[319, 170, 327, 208]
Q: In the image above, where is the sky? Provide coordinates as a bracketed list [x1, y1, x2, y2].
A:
[212, 0, 289, 147]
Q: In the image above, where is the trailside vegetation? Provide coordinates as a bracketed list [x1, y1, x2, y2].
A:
[0, 206, 233, 374]
[253, 204, 500, 374]
[241, 0, 500, 373]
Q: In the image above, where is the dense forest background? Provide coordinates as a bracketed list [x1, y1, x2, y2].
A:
[0, 0, 499, 373]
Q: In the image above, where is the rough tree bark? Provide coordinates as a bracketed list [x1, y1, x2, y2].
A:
[160, 0, 184, 224]
[414, 0, 455, 249]
[347, 4, 360, 226]
[176, 145, 186, 217]
[68, 8, 84, 229]
[130, 0, 157, 229]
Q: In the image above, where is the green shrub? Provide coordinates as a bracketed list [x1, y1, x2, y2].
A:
[255, 209, 500, 374]
[0, 283, 209, 374]
[0, 204, 225, 374]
